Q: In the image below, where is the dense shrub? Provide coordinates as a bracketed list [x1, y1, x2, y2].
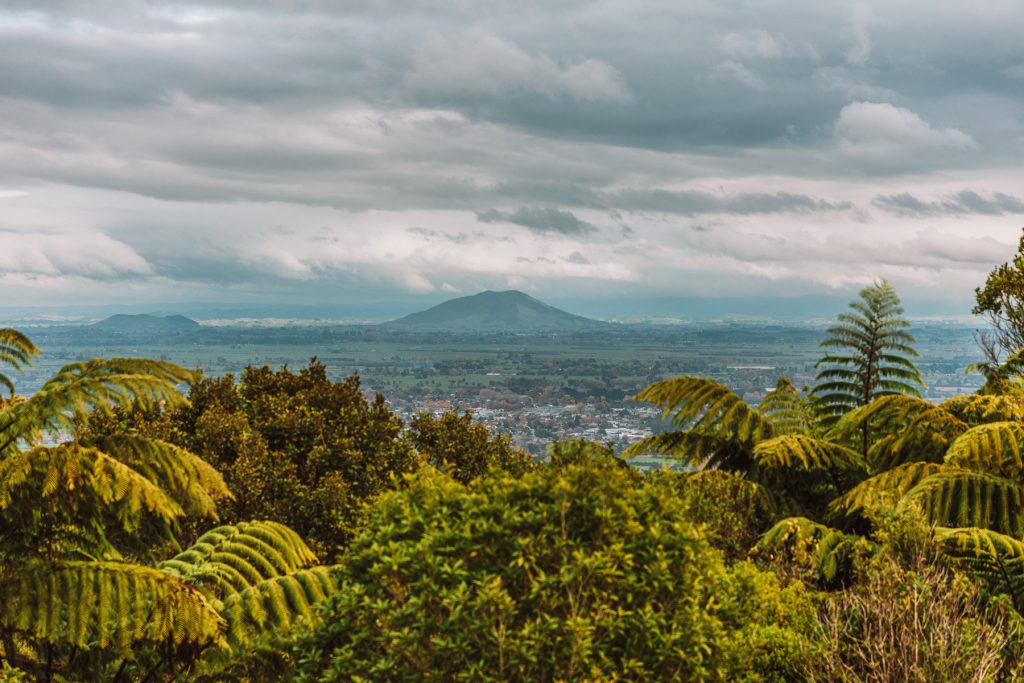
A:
[295, 452, 817, 682]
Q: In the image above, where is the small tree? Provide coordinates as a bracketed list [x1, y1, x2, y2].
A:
[813, 280, 923, 449]
[974, 227, 1024, 363]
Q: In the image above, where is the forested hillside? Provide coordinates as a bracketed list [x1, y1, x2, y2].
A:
[3, 241, 1024, 681]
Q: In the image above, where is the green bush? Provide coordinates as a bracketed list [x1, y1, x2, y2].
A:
[295, 452, 817, 682]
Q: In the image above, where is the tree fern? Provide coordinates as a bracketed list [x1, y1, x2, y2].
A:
[830, 395, 966, 470]
[0, 329, 39, 397]
[88, 435, 232, 519]
[0, 561, 223, 649]
[630, 376, 772, 443]
[936, 527, 1024, 611]
[753, 435, 865, 472]
[813, 280, 924, 438]
[0, 358, 196, 455]
[625, 376, 771, 471]
[623, 431, 752, 470]
[756, 517, 869, 585]
[941, 393, 1024, 425]
[0, 444, 184, 557]
[944, 422, 1024, 479]
[756, 377, 816, 436]
[161, 521, 319, 596]
[904, 470, 1024, 537]
[218, 566, 336, 649]
[831, 462, 943, 518]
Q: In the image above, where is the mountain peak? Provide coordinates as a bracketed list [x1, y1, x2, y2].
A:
[389, 290, 604, 330]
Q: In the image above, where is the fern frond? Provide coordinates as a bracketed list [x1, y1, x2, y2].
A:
[219, 566, 336, 649]
[0, 358, 196, 454]
[945, 422, 1024, 478]
[0, 561, 223, 649]
[631, 376, 772, 443]
[936, 527, 1024, 608]
[753, 435, 865, 472]
[161, 521, 319, 597]
[756, 516, 868, 584]
[90, 435, 232, 519]
[904, 470, 1024, 536]
[0, 444, 184, 550]
[829, 394, 965, 470]
[942, 394, 1024, 426]
[831, 462, 943, 517]
[757, 377, 816, 436]
[0, 329, 39, 396]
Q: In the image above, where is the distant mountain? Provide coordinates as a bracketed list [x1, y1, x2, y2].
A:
[92, 314, 200, 331]
[389, 290, 606, 330]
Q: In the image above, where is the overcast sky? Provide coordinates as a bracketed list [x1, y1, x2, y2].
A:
[1, 0, 1023, 309]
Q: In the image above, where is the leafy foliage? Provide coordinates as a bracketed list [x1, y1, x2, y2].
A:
[161, 521, 319, 596]
[937, 527, 1024, 611]
[295, 455, 818, 682]
[756, 517, 870, 586]
[757, 377, 818, 436]
[973, 227, 1024, 362]
[83, 361, 423, 559]
[0, 332, 336, 680]
[408, 409, 534, 483]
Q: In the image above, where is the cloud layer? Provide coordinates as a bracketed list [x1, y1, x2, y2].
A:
[0, 1, 1023, 306]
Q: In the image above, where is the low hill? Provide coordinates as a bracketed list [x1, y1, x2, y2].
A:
[92, 314, 201, 331]
[389, 290, 606, 331]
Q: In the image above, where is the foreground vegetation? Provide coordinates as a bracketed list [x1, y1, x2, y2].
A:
[5, 240, 1024, 680]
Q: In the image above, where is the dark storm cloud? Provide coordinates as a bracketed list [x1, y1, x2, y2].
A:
[874, 191, 1024, 217]
[476, 207, 599, 236]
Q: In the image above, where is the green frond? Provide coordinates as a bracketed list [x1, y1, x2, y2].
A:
[829, 395, 965, 470]
[755, 516, 868, 584]
[0, 561, 223, 649]
[90, 435, 232, 519]
[936, 527, 1024, 608]
[218, 566, 337, 650]
[161, 521, 319, 597]
[0, 329, 39, 397]
[753, 435, 865, 472]
[831, 462, 943, 517]
[0, 444, 184, 551]
[757, 377, 816, 436]
[0, 358, 196, 454]
[904, 470, 1024, 536]
[945, 422, 1024, 478]
[630, 376, 772, 444]
[941, 393, 1024, 425]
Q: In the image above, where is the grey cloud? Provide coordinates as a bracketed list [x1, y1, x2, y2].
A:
[566, 251, 591, 265]
[476, 207, 599, 236]
[606, 190, 852, 216]
[874, 191, 1024, 217]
